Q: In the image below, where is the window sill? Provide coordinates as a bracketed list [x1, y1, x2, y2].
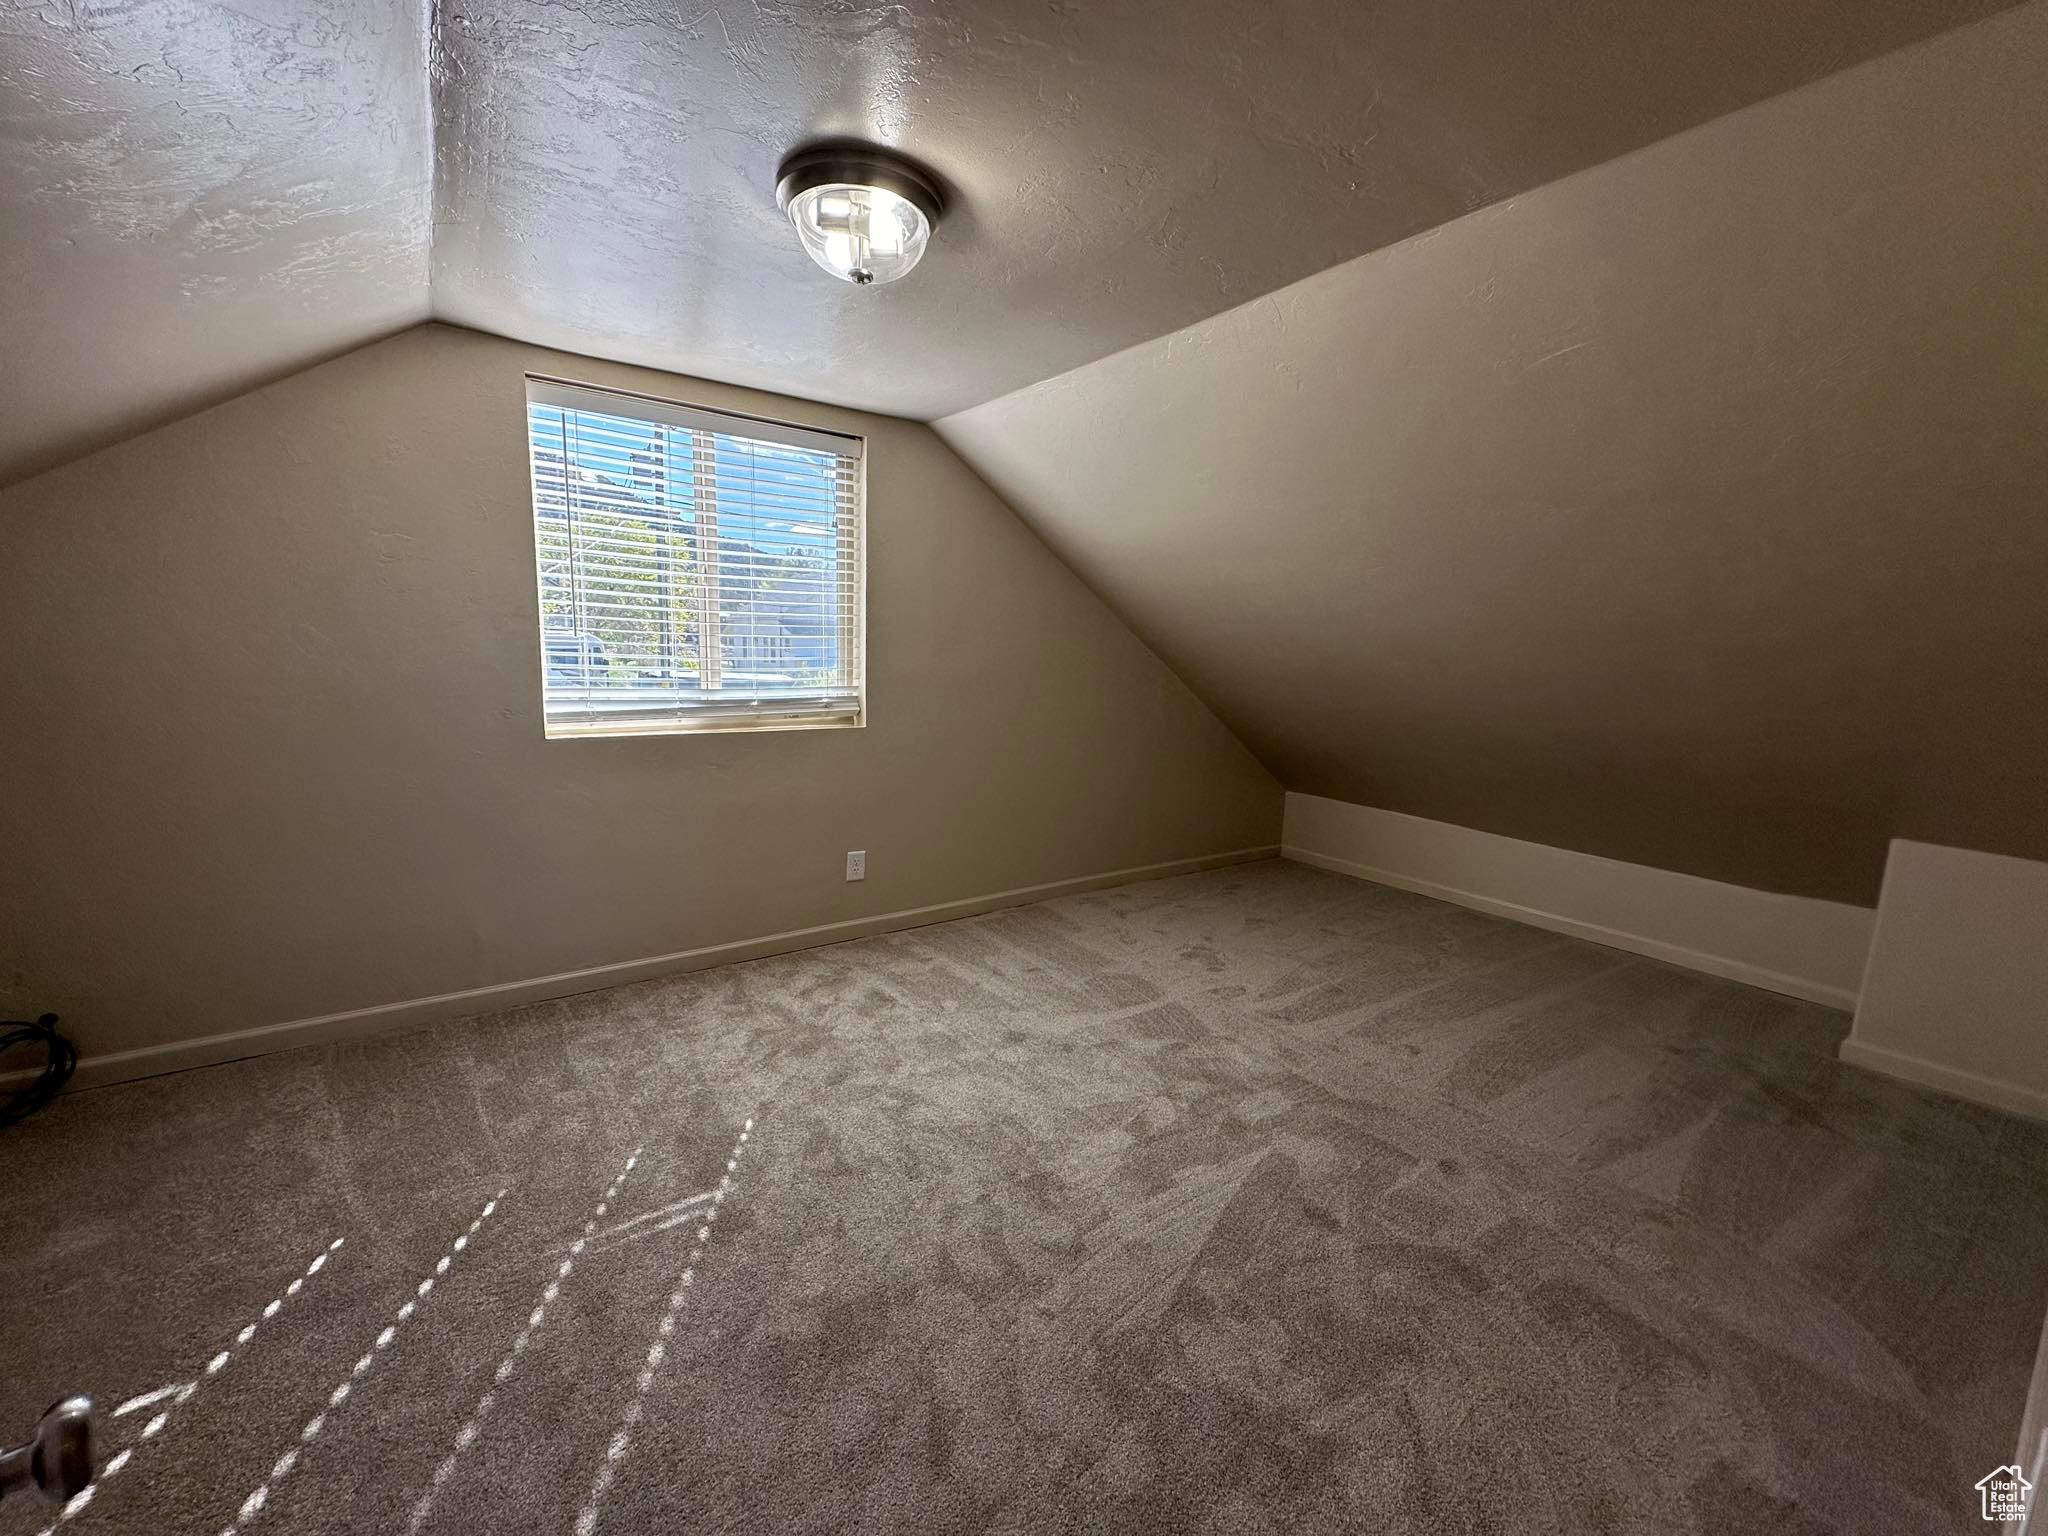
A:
[543, 712, 865, 740]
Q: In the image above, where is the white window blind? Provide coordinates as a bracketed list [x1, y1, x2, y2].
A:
[526, 378, 865, 737]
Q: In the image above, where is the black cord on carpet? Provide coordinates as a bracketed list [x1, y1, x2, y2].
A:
[1, 1014, 76, 1128]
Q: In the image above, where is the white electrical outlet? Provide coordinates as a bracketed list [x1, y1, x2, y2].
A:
[846, 850, 866, 881]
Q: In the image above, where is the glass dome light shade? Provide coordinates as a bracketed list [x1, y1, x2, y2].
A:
[787, 182, 929, 285]
[776, 147, 944, 287]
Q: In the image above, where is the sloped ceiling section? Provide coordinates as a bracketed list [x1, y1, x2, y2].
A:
[938, 2, 2048, 908]
[426, 0, 2013, 422]
[0, 0, 2016, 486]
[0, 0, 431, 485]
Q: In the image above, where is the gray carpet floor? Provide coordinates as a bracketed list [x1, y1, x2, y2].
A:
[3, 858, 2045, 1535]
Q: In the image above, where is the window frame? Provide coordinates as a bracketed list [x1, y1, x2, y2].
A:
[524, 374, 869, 740]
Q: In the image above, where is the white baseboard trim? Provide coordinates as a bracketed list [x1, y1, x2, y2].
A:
[1838, 1038, 2048, 1122]
[1839, 839, 2048, 1122]
[1281, 794, 1874, 1010]
[42, 845, 1279, 1093]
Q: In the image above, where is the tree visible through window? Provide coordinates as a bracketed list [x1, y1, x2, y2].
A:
[527, 379, 865, 736]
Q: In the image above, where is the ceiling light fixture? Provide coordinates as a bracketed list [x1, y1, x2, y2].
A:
[775, 145, 943, 287]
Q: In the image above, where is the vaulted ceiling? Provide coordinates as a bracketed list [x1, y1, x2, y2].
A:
[4, 0, 2042, 905]
[0, 0, 2021, 486]
[939, 2, 2048, 905]
[0, 0, 431, 485]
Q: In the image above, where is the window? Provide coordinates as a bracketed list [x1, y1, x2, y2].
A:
[526, 378, 865, 737]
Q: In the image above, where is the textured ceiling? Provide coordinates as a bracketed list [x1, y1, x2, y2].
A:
[427, 0, 2013, 421]
[937, 3, 2048, 907]
[0, 0, 2020, 485]
[0, 0, 432, 486]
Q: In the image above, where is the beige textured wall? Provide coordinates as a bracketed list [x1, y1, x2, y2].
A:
[939, 1, 2048, 907]
[0, 324, 1279, 1058]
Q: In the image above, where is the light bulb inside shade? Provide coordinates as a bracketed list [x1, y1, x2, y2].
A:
[787, 182, 929, 285]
